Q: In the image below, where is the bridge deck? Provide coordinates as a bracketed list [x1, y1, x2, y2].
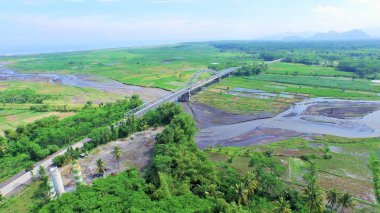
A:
[125, 67, 237, 118]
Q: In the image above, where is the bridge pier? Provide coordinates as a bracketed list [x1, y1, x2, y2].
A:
[178, 91, 191, 102]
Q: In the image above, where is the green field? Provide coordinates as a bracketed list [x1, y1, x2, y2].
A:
[250, 74, 379, 92]
[193, 88, 297, 114]
[2, 44, 253, 91]
[266, 62, 354, 77]
[0, 181, 41, 213]
[207, 136, 380, 208]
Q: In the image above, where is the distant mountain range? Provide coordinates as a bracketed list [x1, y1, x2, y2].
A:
[259, 29, 373, 41]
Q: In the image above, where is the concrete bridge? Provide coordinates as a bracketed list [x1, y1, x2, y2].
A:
[122, 59, 282, 119]
[124, 67, 237, 118]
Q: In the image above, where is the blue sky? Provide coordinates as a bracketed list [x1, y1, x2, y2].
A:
[1, 0, 380, 53]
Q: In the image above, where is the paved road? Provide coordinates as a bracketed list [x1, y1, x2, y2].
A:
[0, 138, 91, 197]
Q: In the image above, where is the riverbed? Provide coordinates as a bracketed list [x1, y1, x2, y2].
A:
[0, 63, 169, 102]
[194, 98, 380, 148]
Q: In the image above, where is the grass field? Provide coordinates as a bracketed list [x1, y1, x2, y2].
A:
[266, 62, 354, 77]
[0, 181, 41, 213]
[193, 88, 298, 114]
[250, 74, 379, 92]
[2, 44, 253, 91]
[207, 136, 380, 207]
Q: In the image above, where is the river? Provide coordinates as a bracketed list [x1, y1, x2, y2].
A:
[197, 98, 380, 148]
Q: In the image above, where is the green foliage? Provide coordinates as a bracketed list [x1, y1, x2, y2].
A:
[249, 152, 285, 198]
[369, 152, 380, 202]
[0, 89, 53, 104]
[208, 61, 244, 71]
[111, 146, 122, 170]
[302, 173, 326, 213]
[234, 63, 268, 76]
[52, 147, 80, 167]
[52, 155, 65, 167]
[250, 74, 374, 92]
[326, 188, 339, 213]
[338, 59, 380, 78]
[95, 159, 106, 174]
[337, 192, 355, 213]
[273, 197, 292, 213]
[40, 169, 214, 213]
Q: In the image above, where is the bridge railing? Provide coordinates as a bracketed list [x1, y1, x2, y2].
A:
[122, 67, 238, 119]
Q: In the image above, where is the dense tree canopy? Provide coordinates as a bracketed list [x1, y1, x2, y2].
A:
[209, 40, 380, 79]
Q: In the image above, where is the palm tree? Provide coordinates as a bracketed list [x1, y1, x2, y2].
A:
[233, 182, 248, 205]
[96, 159, 106, 174]
[0, 143, 6, 156]
[338, 192, 355, 213]
[233, 172, 258, 205]
[243, 172, 258, 198]
[303, 176, 326, 213]
[111, 146, 122, 170]
[274, 197, 292, 213]
[327, 188, 339, 213]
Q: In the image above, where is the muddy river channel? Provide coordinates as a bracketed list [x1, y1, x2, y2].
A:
[192, 98, 380, 148]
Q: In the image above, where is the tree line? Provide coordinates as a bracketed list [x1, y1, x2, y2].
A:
[0, 89, 53, 104]
[209, 40, 380, 79]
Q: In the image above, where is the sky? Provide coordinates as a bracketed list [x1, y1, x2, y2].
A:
[1, 0, 380, 54]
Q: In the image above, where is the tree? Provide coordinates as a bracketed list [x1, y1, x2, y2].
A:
[38, 166, 48, 181]
[111, 146, 122, 171]
[25, 163, 35, 181]
[232, 172, 258, 205]
[338, 192, 355, 213]
[327, 188, 339, 213]
[0, 193, 4, 202]
[233, 182, 248, 206]
[274, 197, 292, 213]
[0, 137, 7, 156]
[302, 176, 325, 213]
[96, 159, 107, 174]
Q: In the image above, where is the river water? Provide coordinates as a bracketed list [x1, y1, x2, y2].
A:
[197, 98, 380, 146]
[0, 63, 168, 102]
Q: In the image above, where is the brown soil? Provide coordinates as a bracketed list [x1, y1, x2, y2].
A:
[318, 172, 376, 204]
[60, 128, 162, 188]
